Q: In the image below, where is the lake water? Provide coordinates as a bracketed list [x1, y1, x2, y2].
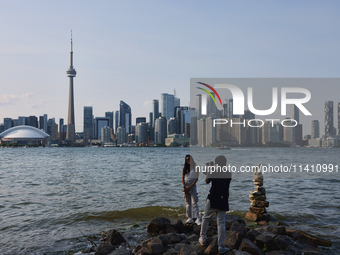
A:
[0, 147, 339, 254]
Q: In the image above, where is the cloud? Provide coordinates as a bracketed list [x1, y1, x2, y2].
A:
[0, 93, 42, 109]
[0, 94, 19, 105]
[143, 101, 152, 107]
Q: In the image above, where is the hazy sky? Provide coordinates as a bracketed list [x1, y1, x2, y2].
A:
[0, 1, 339, 133]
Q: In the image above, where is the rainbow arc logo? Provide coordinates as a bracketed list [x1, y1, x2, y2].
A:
[196, 82, 223, 107]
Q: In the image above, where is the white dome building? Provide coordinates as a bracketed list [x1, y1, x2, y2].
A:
[0, 125, 50, 145]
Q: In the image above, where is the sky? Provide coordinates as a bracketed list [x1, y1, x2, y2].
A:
[0, 1, 339, 134]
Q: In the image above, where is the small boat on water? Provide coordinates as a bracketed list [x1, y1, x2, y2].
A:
[219, 146, 231, 150]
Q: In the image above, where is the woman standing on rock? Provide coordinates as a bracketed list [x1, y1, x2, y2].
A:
[182, 155, 201, 225]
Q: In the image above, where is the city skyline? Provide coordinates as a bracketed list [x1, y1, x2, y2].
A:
[1, 2, 340, 132]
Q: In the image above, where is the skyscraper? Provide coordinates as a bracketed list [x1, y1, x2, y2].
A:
[311, 120, 319, 139]
[155, 117, 167, 144]
[84, 106, 93, 140]
[66, 32, 77, 143]
[136, 117, 146, 124]
[196, 94, 202, 120]
[118, 100, 132, 134]
[161, 93, 175, 120]
[105, 111, 114, 129]
[290, 104, 299, 124]
[324, 101, 333, 135]
[153, 100, 159, 127]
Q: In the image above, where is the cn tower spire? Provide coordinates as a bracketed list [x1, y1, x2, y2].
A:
[66, 30, 77, 144]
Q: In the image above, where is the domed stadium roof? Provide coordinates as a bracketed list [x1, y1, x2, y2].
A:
[0, 125, 49, 139]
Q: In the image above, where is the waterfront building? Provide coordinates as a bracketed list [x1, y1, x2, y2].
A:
[136, 122, 148, 143]
[290, 104, 300, 123]
[295, 124, 303, 146]
[262, 121, 280, 144]
[311, 120, 320, 139]
[165, 134, 189, 147]
[66, 33, 77, 144]
[136, 117, 146, 125]
[161, 93, 175, 120]
[167, 117, 178, 135]
[190, 116, 197, 145]
[228, 99, 233, 118]
[43, 114, 48, 133]
[18, 116, 25, 126]
[28, 116, 38, 128]
[105, 111, 114, 129]
[0, 126, 50, 145]
[95, 117, 110, 140]
[59, 118, 64, 133]
[283, 119, 295, 144]
[207, 92, 217, 117]
[114, 110, 119, 134]
[39, 116, 44, 130]
[51, 122, 58, 143]
[197, 118, 206, 146]
[4, 118, 13, 131]
[117, 126, 126, 144]
[324, 101, 333, 135]
[12, 119, 18, 127]
[155, 116, 167, 144]
[119, 100, 132, 134]
[153, 100, 159, 127]
[222, 103, 228, 118]
[206, 117, 217, 146]
[101, 126, 111, 143]
[196, 94, 202, 120]
[84, 106, 93, 140]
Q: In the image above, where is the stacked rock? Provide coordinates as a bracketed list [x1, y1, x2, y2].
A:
[245, 164, 270, 222]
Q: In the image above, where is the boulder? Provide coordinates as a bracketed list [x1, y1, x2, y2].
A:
[179, 233, 188, 242]
[172, 219, 185, 233]
[250, 200, 269, 208]
[204, 238, 218, 255]
[193, 225, 201, 235]
[246, 229, 259, 242]
[165, 222, 176, 234]
[255, 233, 279, 251]
[147, 237, 165, 254]
[231, 250, 252, 255]
[158, 234, 169, 247]
[106, 229, 126, 245]
[224, 231, 245, 250]
[147, 217, 171, 235]
[95, 243, 115, 255]
[187, 234, 200, 243]
[249, 206, 267, 215]
[180, 245, 197, 255]
[163, 248, 180, 255]
[193, 242, 206, 255]
[225, 215, 246, 230]
[108, 248, 132, 255]
[257, 226, 286, 235]
[264, 251, 291, 255]
[230, 222, 247, 235]
[136, 247, 152, 255]
[239, 238, 264, 255]
[274, 235, 295, 251]
[291, 231, 317, 247]
[167, 233, 182, 244]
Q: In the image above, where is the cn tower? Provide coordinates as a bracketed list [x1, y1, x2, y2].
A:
[66, 31, 77, 143]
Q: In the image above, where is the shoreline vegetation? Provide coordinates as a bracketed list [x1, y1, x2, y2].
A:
[72, 214, 333, 255]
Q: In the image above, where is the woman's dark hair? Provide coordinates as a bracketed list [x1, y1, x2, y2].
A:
[183, 155, 196, 174]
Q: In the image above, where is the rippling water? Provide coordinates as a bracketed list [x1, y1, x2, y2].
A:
[0, 147, 339, 254]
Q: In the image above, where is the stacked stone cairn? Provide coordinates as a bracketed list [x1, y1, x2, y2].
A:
[245, 164, 270, 222]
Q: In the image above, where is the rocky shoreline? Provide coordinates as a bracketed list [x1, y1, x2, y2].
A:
[75, 215, 332, 255]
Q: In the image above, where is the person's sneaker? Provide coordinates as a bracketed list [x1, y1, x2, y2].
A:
[218, 246, 230, 254]
[198, 237, 206, 246]
[185, 218, 194, 224]
[195, 218, 202, 225]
